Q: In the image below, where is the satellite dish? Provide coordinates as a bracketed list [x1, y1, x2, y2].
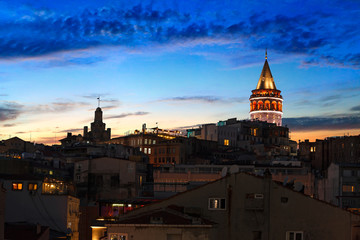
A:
[229, 165, 239, 174]
[221, 167, 228, 177]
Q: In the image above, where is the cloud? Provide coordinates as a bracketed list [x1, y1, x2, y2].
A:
[160, 96, 222, 103]
[351, 105, 360, 111]
[158, 96, 248, 104]
[283, 114, 360, 131]
[0, 2, 358, 68]
[37, 56, 107, 67]
[106, 111, 149, 119]
[81, 93, 109, 99]
[35, 136, 58, 145]
[0, 102, 23, 121]
[101, 105, 119, 110]
[31, 100, 90, 113]
[81, 94, 121, 109]
[57, 128, 83, 133]
[3, 123, 16, 127]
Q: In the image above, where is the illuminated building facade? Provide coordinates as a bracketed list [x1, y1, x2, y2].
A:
[1, 176, 79, 239]
[250, 53, 283, 126]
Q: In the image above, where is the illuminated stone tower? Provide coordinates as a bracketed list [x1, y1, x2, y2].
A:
[249, 52, 283, 126]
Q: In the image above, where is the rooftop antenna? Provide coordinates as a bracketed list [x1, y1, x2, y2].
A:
[97, 96, 101, 108]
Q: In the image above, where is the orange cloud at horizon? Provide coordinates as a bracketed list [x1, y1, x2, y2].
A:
[290, 128, 360, 143]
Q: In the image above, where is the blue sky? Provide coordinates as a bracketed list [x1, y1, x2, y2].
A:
[0, 0, 359, 144]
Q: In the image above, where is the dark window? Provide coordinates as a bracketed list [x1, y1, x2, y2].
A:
[96, 175, 103, 187]
[111, 175, 119, 188]
[252, 231, 262, 240]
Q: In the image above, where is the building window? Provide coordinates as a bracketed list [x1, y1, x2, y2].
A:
[153, 140, 156, 144]
[310, 146, 316, 152]
[111, 175, 120, 188]
[144, 139, 148, 144]
[28, 183, 38, 191]
[208, 198, 226, 210]
[144, 148, 148, 154]
[109, 233, 127, 240]
[224, 139, 229, 146]
[12, 182, 23, 191]
[148, 148, 151, 154]
[252, 231, 262, 240]
[286, 231, 303, 240]
[342, 185, 355, 192]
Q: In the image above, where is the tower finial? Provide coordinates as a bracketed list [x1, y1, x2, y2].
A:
[265, 49, 267, 60]
[97, 97, 101, 108]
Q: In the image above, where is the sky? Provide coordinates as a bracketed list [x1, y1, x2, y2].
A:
[0, 0, 359, 145]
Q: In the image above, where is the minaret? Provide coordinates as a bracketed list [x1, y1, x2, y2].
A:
[249, 52, 283, 126]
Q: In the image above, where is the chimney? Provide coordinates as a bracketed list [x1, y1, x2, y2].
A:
[36, 223, 41, 234]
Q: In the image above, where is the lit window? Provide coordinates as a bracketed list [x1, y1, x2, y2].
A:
[28, 183, 38, 191]
[109, 233, 127, 240]
[12, 182, 23, 191]
[310, 147, 316, 152]
[208, 198, 226, 210]
[49, 170, 53, 175]
[144, 139, 148, 144]
[144, 148, 148, 154]
[342, 185, 355, 192]
[286, 231, 303, 240]
[224, 139, 229, 146]
[148, 148, 151, 154]
[153, 140, 156, 144]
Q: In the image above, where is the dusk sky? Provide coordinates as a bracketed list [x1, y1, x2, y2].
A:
[0, 0, 359, 144]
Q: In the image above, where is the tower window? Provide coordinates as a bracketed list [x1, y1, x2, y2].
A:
[224, 139, 229, 146]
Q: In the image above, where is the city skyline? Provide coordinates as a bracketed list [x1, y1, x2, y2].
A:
[0, 0, 359, 144]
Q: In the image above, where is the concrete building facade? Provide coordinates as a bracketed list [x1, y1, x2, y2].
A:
[299, 135, 360, 171]
[1, 176, 79, 239]
[92, 171, 360, 240]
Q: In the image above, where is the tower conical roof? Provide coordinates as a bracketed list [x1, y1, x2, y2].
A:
[256, 58, 277, 90]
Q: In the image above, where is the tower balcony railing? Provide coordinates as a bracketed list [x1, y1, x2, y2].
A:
[250, 106, 283, 112]
[250, 93, 283, 98]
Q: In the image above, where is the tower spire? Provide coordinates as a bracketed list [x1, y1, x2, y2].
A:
[265, 49, 267, 60]
[97, 97, 101, 108]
